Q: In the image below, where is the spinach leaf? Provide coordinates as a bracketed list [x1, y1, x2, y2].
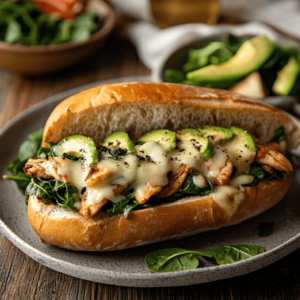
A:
[5, 18, 21, 43]
[164, 69, 186, 83]
[4, 128, 44, 194]
[62, 153, 84, 161]
[248, 165, 265, 180]
[145, 248, 212, 273]
[259, 221, 274, 237]
[205, 245, 265, 265]
[286, 151, 300, 164]
[25, 177, 78, 209]
[3, 172, 31, 194]
[37, 147, 50, 159]
[269, 126, 285, 143]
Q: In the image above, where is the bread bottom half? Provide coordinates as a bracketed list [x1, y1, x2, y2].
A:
[28, 177, 291, 251]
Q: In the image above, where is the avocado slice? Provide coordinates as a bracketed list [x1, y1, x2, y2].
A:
[177, 129, 213, 159]
[198, 125, 233, 145]
[272, 56, 300, 96]
[230, 127, 257, 151]
[52, 135, 98, 166]
[137, 129, 176, 149]
[101, 131, 137, 153]
[186, 36, 275, 89]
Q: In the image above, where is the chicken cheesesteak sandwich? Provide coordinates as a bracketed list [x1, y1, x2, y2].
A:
[15, 83, 300, 251]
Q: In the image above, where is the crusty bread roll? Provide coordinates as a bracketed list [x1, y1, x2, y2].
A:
[28, 177, 290, 251]
[26, 82, 299, 251]
[43, 82, 300, 150]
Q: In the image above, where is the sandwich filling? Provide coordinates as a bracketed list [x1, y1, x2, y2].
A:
[24, 126, 292, 218]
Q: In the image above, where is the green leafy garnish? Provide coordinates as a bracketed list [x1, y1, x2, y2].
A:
[204, 245, 265, 265]
[259, 221, 274, 237]
[25, 177, 78, 209]
[0, 0, 101, 46]
[3, 128, 44, 194]
[269, 126, 285, 143]
[145, 248, 212, 273]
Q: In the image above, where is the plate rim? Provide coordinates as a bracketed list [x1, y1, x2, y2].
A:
[1, 75, 300, 287]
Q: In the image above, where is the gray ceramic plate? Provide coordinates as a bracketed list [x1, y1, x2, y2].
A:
[1, 76, 300, 288]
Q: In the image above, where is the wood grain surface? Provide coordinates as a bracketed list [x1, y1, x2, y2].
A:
[1, 32, 300, 300]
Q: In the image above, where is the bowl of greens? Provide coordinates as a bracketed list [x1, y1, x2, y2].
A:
[0, 0, 115, 74]
[157, 33, 300, 111]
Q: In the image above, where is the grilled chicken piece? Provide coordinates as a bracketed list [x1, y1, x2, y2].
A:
[265, 140, 287, 155]
[262, 165, 274, 174]
[24, 158, 58, 179]
[135, 183, 162, 205]
[208, 158, 234, 186]
[157, 164, 190, 198]
[256, 144, 293, 174]
[79, 184, 125, 217]
[85, 163, 112, 188]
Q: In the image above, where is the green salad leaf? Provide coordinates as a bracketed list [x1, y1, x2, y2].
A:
[269, 126, 285, 143]
[3, 128, 44, 194]
[259, 221, 274, 237]
[204, 245, 265, 265]
[0, 0, 102, 46]
[145, 248, 212, 273]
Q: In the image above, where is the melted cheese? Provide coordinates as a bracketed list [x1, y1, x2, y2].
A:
[49, 130, 258, 213]
[213, 186, 245, 217]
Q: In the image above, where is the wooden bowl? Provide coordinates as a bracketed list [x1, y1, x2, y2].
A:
[0, 0, 115, 75]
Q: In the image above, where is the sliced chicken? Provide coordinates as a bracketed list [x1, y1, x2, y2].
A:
[24, 158, 55, 179]
[209, 158, 234, 186]
[85, 163, 112, 188]
[134, 183, 162, 205]
[256, 144, 293, 174]
[157, 164, 190, 198]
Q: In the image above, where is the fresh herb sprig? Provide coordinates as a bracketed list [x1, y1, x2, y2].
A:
[145, 245, 265, 273]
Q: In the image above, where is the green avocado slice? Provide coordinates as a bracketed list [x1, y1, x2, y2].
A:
[230, 127, 257, 151]
[186, 36, 275, 89]
[272, 56, 300, 96]
[137, 129, 176, 149]
[198, 126, 233, 145]
[177, 129, 213, 159]
[101, 132, 137, 153]
[52, 135, 98, 166]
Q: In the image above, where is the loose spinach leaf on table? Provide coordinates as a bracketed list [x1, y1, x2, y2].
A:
[259, 221, 274, 237]
[204, 245, 265, 265]
[145, 248, 212, 273]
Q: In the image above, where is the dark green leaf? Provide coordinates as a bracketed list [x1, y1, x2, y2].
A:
[164, 69, 186, 83]
[62, 153, 84, 161]
[3, 172, 31, 194]
[37, 147, 50, 159]
[28, 128, 44, 141]
[286, 151, 300, 164]
[145, 248, 212, 273]
[248, 165, 265, 180]
[205, 245, 265, 265]
[19, 139, 40, 161]
[259, 221, 274, 237]
[6, 158, 25, 175]
[123, 200, 139, 218]
[269, 127, 285, 143]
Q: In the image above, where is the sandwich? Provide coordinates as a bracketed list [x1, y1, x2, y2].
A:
[21, 82, 300, 251]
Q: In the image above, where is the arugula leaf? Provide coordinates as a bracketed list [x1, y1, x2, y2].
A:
[164, 69, 186, 83]
[205, 245, 265, 265]
[248, 165, 265, 180]
[37, 147, 50, 159]
[25, 177, 78, 209]
[269, 126, 285, 143]
[145, 248, 212, 273]
[259, 221, 274, 237]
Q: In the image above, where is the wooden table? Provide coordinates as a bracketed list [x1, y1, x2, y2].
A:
[1, 32, 300, 300]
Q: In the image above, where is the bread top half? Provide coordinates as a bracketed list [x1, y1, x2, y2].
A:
[43, 82, 300, 149]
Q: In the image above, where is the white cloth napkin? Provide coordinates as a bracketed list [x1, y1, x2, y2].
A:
[127, 21, 284, 81]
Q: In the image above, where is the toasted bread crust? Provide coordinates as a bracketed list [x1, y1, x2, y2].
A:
[28, 177, 291, 251]
[43, 82, 300, 149]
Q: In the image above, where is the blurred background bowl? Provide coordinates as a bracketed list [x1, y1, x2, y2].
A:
[0, 0, 115, 75]
[156, 32, 300, 111]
